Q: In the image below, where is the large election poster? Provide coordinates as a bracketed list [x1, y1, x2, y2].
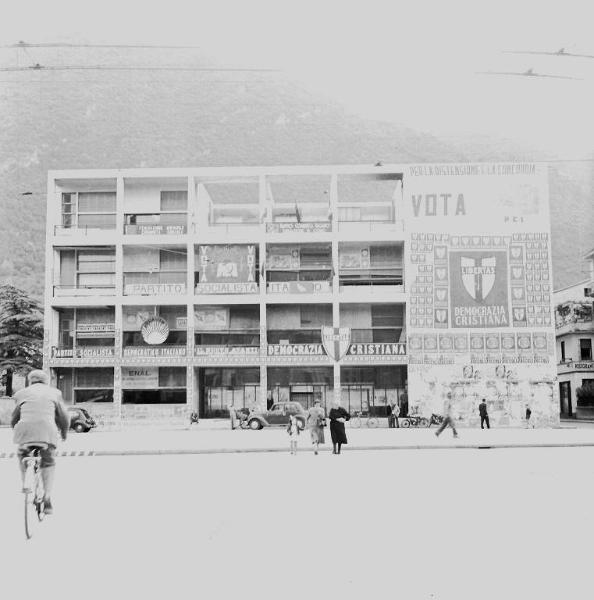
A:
[404, 163, 558, 427]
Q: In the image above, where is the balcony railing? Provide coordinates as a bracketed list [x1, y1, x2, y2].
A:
[54, 224, 116, 235]
[53, 284, 116, 297]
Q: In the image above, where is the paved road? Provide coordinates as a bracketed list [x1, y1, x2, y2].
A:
[1, 447, 593, 600]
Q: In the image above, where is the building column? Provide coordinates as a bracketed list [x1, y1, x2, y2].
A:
[113, 302, 123, 429]
[259, 302, 267, 411]
[330, 173, 341, 403]
[187, 178, 196, 413]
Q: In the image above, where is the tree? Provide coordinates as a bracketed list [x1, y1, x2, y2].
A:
[0, 284, 43, 396]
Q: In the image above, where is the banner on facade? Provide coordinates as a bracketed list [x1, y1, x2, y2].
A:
[197, 245, 256, 283]
[347, 343, 406, 356]
[266, 222, 331, 233]
[124, 283, 186, 296]
[125, 224, 186, 235]
[267, 281, 330, 294]
[267, 247, 300, 270]
[122, 367, 159, 388]
[267, 344, 325, 356]
[123, 346, 186, 357]
[194, 308, 229, 330]
[76, 323, 116, 338]
[194, 346, 259, 356]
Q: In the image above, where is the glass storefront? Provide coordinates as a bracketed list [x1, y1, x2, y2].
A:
[267, 367, 333, 411]
[198, 367, 260, 418]
[341, 366, 407, 416]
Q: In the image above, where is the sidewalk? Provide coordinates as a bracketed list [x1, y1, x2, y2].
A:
[1, 422, 594, 458]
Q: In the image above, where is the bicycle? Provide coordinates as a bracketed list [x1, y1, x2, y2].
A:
[349, 411, 379, 428]
[21, 444, 47, 540]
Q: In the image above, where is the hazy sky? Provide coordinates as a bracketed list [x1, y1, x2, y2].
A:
[3, 0, 594, 157]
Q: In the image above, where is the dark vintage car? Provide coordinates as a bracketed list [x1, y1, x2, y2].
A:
[246, 401, 306, 430]
[68, 406, 97, 433]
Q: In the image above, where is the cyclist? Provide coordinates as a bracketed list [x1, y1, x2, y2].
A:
[11, 370, 70, 515]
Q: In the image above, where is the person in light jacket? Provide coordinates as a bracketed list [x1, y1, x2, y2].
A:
[306, 400, 326, 455]
[11, 370, 70, 515]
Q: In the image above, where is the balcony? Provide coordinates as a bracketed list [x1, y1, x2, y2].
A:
[124, 213, 187, 235]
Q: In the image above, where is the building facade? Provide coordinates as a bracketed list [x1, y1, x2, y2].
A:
[554, 281, 594, 419]
[44, 163, 559, 428]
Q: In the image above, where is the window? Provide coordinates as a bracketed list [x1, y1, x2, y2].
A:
[580, 339, 592, 361]
[161, 191, 187, 211]
[76, 249, 115, 288]
[561, 341, 566, 362]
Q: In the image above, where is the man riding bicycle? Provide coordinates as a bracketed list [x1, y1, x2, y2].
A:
[11, 370, 70, 515]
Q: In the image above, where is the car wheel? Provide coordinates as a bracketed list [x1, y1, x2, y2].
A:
[400, 419, 411, 428]
[248, 419, 263, 430]
[73, 423, 86, 433]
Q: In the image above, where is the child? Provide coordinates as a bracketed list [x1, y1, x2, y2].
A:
[287, 414, 300, 455]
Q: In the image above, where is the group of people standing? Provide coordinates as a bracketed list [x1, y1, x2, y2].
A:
[287, 399, 351, 455]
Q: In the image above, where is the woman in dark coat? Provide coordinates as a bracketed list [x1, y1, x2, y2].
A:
[328, 399, 350, 454]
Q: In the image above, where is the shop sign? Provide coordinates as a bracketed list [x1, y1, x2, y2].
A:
[122, 367, 159, 388]
[347, 343, 407, 356]
[266, 222, 331, 233]
[125, 224, 186, 235]
[562, 361, 594, 370]
[124, 283, 186, 295]
[267, 344, 325, 356]
[195, 282, 258, 294]
[123, 346, 187, 357]
[194, 346, 260, 356]
[52, 346, 115, 358]
[267, 281, 330, 294]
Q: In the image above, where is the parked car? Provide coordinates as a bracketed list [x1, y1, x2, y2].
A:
[68, 406, 97, 433]
[246, 401, 306, 430]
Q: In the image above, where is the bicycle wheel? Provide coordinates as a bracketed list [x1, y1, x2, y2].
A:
[367, 417, 379, 428]
[35, 474, 45, 522]
[24, 491, 36, 539]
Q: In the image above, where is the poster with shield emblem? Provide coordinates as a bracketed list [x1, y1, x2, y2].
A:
[404, 163, 558, 427]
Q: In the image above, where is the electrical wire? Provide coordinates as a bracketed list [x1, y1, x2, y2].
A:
[0, 64, 280, 72]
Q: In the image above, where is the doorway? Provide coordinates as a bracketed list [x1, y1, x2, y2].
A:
[559, 381, 572, 417]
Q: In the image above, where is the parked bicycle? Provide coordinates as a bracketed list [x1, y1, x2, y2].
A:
[21, 443, 47, 539]
[349, 411, 379, 428]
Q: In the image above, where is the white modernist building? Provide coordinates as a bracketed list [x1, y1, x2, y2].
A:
[44, 163, 559, 428]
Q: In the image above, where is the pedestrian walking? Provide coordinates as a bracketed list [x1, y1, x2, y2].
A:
[435, 391, 459, 438]
[525, 404, 533, 428]
[478, 398, 490, 429]
[328, 399, 350, 454]
[228, 402, 237, 430]
[388, 400, 400, 428]
[287, 414, 300, 455]
[306, 400, 326, 455]
[400, 388, 408, 417]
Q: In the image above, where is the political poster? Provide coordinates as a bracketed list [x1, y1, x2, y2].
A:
[404, 163, 558, 427]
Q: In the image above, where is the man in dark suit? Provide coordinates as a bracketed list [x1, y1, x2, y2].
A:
[479, 398, 490, 429]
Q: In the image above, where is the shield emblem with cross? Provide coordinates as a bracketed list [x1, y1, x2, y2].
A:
[321, 327, 351, 361]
